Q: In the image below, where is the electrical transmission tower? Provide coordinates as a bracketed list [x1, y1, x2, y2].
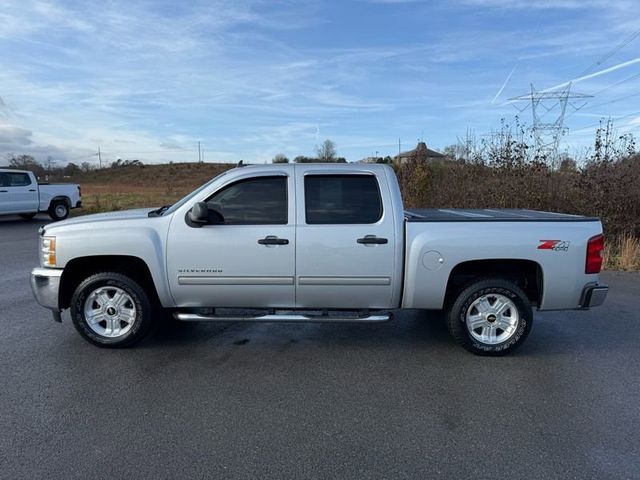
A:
[508, 83, 591, 160]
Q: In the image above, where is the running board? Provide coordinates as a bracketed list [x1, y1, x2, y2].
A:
[173, 312, 391, 323]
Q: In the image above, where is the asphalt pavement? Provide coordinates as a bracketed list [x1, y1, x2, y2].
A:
[1, 215, 639, 479]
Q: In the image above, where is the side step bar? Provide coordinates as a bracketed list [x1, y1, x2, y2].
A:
[173, 312, 391, 323]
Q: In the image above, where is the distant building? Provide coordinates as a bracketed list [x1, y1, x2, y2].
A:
[357, 156, 378, 164]
[395, 141, 447, 165]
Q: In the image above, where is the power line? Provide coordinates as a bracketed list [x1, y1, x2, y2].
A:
[583, 90, 640, 110]
[572, 110, 640, 133]
[576, 27, 640, 78]
[591, 71, 640, 97]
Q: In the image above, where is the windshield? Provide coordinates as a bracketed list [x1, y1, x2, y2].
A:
[160, 170, 230, 216]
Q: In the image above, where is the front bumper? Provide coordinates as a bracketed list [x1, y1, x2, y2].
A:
[580, 283, 608, 309]
[30, 268, 63, 321]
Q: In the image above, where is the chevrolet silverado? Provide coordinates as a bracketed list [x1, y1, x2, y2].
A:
[30, 163, 608, 355]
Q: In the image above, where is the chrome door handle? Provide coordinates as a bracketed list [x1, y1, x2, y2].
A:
[258, 236, 289, 246]
[357, 235, 388, 245]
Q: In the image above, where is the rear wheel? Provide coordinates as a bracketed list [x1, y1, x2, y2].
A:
[19, 213, 36, 220]
[446, 278, 533, 356]
[70, 272, 154, 348]
[49, 200, 69, 220]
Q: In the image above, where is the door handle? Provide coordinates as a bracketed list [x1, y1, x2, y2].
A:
[258, 235, 289, 246]
[0, 190, 7, 193]
[29, 189, 36, 192]
[357, 235, 388, 245]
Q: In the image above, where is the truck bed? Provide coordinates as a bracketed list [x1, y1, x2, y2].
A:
[405, 208, 598, 223]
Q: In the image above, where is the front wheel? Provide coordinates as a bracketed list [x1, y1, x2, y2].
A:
[70, 272, 154, 347]
[49, 200, 69, 220]
[446, 278, 533, 356]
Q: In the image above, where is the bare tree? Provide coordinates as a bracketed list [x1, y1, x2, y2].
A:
[316, 139, 337, 162]
[272, 154, 289, 164]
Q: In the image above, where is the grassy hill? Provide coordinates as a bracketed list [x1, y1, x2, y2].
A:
[63, 162, 235, 213]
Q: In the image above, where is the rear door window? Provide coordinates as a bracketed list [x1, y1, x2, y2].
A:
[8, 173, 32, 187]
[304, 174, 382, 224]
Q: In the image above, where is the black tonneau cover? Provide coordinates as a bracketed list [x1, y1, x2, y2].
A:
[405, 208, 599, 222]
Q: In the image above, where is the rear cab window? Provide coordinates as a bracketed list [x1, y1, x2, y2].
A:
[304, 174, 383, 224]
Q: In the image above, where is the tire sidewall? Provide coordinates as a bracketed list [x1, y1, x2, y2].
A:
[71, 274, 151, 347]
[49, 201, 69, 221]
[450, 280, 533, 355]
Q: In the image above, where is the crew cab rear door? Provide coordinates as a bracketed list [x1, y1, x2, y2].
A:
[295, 167, 398, 309]
[0, 172, 11, 213]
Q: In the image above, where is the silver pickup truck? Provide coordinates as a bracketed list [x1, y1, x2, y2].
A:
[0, 168, 82, 220]
[30, 163, 608, 355]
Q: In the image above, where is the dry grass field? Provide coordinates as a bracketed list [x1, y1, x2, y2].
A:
[81, 184, 191, 213]
[72, 162, 233, 213]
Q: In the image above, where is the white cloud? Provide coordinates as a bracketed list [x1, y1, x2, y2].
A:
[0, 124, 33, 145]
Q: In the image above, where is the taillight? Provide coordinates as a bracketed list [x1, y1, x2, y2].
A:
[78, 185, 82, 197]
[586, 234, 604, 274]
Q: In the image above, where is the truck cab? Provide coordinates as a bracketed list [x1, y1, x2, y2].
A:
[165, 164, 404, 310]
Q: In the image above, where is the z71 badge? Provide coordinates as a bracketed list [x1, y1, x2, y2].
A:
[537, 240, 570, 251]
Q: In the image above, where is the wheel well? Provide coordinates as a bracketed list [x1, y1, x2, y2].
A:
[50, 196, 71, 208]
[445, 259, 543, 307]
[59, 255, 159, 309]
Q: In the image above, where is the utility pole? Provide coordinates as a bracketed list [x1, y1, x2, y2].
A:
[98, 147, 102, 169]
[198, 141, 202, 163]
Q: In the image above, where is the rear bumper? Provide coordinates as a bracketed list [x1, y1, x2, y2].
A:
[579, 282, 608, 309]
[74, 200, 82, 208]
[30, 268, 63, 320]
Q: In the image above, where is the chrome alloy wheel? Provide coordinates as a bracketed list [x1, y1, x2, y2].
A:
[84, 286, 137, 338]
[466, 293, 520, 345]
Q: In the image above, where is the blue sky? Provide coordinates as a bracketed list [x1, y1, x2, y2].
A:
[0, 0, 639, 165]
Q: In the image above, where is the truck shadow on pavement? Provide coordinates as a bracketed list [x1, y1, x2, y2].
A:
[0, 214, 51, 224]
[141, 305, 640, 358]
[146, 311, 476, 353]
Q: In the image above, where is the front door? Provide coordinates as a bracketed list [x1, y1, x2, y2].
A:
[6, 171, 38, 213]
[166, 173, 296, 308]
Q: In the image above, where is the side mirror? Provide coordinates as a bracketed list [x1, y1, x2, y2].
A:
[186, 202, 225, 228]
[187, 202, 209, 225]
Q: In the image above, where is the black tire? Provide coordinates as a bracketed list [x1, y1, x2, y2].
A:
[19, 213, 37, 220]
[446, 278, 533, 356]
[70, 272, 154, 348]
[49, 200, 69, 221]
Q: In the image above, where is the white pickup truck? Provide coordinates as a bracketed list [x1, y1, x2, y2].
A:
[30, 163, 608, 355]
[0, 169, 81, 220]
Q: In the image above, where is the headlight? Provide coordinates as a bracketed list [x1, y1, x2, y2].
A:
[42, 236, 57, 267]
